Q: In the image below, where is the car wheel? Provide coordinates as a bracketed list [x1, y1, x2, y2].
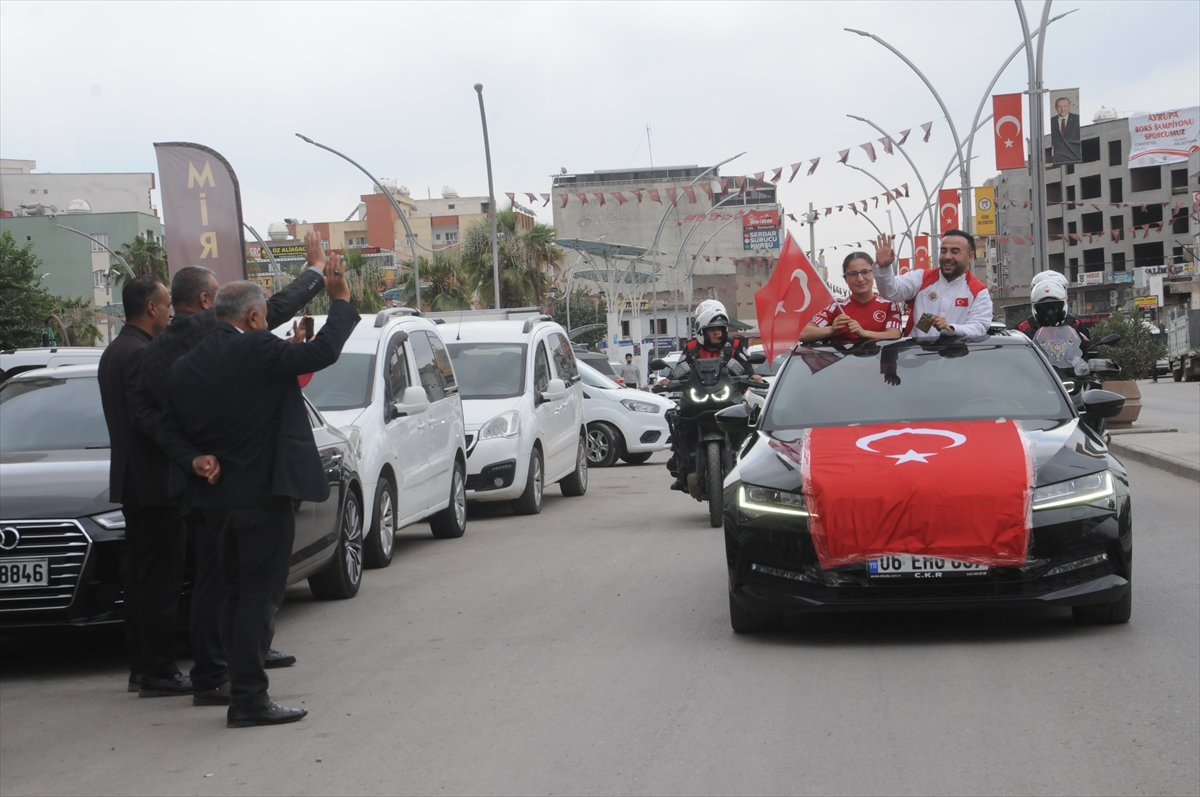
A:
[706, 441, 724, 528]
[729, 592, 782, 634]
[430, 460, 467, 539]
[620, 451, 653, 465]
[309, 489, 364, 600]
[363, 477, 396, 569]
[1071, 586, 1131, 625]
[586, 422, 621, 468]
[511, 447, 543, 515]
[560, 432, 588, 497]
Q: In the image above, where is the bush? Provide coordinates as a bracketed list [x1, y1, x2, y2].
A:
[1085, 311, 1165, 380]
[0, 231, 56, 349]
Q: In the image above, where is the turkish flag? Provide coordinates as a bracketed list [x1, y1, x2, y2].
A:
[898, 257, 912, 274]
[753, 233, 833, 362]
[914, 235, 931, 270]
[797, 420, 1031, 569]
[938, 189, 960, 233]
[993, 93, 1026, 170]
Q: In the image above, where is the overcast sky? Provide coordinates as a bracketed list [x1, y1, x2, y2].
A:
[2, 0, 1197, 272]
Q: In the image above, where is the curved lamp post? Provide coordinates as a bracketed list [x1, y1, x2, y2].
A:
[295, 133, 422, 311]
[55, 224, 135, 280]
[841, 162, 914, 264]
[244, 223, 281, 292]
[474, 83, 502, 310]
[847, 115, 935, 244]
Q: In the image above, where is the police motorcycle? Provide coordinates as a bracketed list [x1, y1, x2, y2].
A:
[652, 302, 763, 525]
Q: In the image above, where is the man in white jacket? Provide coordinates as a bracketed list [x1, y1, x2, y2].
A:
[872, 230, 993, 339]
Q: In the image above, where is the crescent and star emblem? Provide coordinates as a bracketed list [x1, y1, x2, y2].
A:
[775, 268, 812, 315]
[995, 115, 1022, 149]
[856, 427, 967, 465]
[940, 203, 958, 221]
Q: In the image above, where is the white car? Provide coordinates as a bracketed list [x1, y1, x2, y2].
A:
[577, 360, 672, 467]
[1, 347, 104, 383]
[435, 311, 588, 514]
[285, 308, 469, 569]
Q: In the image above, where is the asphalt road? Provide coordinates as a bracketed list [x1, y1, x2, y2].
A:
[1, 457, 1197, 797]
[1135, 380, 1200, 434]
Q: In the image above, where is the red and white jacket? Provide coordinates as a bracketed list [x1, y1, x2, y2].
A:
[873, 266, 993, 339]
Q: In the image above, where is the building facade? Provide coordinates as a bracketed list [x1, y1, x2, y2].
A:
[1, 159, 156, 217]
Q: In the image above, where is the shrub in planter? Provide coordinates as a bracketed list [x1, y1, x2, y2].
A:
[1085, 311, 1165, 381]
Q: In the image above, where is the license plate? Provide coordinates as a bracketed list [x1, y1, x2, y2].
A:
[0, 559, 49, 588]
[867, 555, 988, 578]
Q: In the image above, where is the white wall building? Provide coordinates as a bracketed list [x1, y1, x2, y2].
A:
[1, 159, 156, 216]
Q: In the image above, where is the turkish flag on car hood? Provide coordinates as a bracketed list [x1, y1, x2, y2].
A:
[795, 420, 1032, 569]
[754, 234, 833, 361]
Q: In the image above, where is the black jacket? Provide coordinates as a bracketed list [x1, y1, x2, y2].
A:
[129, 268, 325, 503]
[157, 299, 360, 511]
[97, 324, 167, 505]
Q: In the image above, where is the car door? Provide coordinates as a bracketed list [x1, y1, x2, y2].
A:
[537, 333, 574, 477]
[381, 330, 428, 522]
[291, 400, 342, 577]
[548, 332, 583, 475]
[409, 330, 452, 511]
[529, 338, 560, 471]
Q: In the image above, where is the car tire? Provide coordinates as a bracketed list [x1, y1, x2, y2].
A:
[620, 451, 653, 465]
[1071, 586, 1131, 625]
[430, 460, 467, 539]
[707, 441, 724, 528]
[363, 477, 396, 569]
[560, 433, 588, 497]
[511, 447, 543, 515]
[729, 592, 783, 634]
[308, 489, 364, 600]
[586, 422, 621, 468]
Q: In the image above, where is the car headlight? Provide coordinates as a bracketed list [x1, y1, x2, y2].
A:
[738, 484, 809, 517]
[620, 398, 660, 413]
[1032, 471, 1114, 511]
[479, 410, 521, 440]
[346, 426, 364, 463]
[92, 509, 126, 530]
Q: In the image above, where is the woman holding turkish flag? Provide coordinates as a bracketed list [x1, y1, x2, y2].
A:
[798, 252, 902, 344]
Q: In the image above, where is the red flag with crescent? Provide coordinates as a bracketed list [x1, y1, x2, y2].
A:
[753, 233, 833, 362]
[993, 93, 1026, 170]
[914, 235, 931, 270]
[938, 189, 960, 233]
[795, 420, 1031, 568]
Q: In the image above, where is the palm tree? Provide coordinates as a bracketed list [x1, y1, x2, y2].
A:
[462, 206, 562, 309]
[341, 248, 386, 314]
[108, 235, 168, 286]
[394, 250, 473, 311]
[54, 296, 103, 346]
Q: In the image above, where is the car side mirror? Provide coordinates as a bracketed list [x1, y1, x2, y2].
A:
[390, 385, 429, 418]
[540, 378, 567, 403]
[746, 351, 766, 365]
[1081, 388, 1124, 419]
[649, 358, 668, 371]
[715, 403, 753, 434]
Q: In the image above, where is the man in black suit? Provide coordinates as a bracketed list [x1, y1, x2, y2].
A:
[158, 261, 359, 727]
[1050, 96, 1081, 165]
[130, 231, 328, 706]
[97, 275, 190, 697]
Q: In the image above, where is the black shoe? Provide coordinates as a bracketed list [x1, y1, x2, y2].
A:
[227, 701, 308, 728]
[193, 682, 232, 706]
[127, 673, 142, 693]
[670, 476, 689, 492]
[139, 673, 194, 697]
[264, 649, 296, 669]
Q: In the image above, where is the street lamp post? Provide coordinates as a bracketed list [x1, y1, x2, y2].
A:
[295, 133, 423, 311]
[55, 224, 136, 280]
[1015, 0, 1054, 276]
[847, 115, 936, 244]
[244, 223, 281, 293]
[474, 84, 502, 311]
[842, 162, 913, 262]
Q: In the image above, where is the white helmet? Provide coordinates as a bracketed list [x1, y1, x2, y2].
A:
[1030, 270, 1068, 294]
[694, 299, 729, 337]
[1031, 279, 1067, 305]
[1032, 278, 1068, 327]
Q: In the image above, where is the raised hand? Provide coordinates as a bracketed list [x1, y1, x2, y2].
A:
[873, 234, 896, 268]
[305, 230, 327, 270]
[325, 253, 351, 303]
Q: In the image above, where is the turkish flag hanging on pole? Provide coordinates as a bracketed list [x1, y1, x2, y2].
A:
[938, 189, 960, 233]
[992, 93, 1026, 170]
[798, 420, 1032, 569]
[914, 235, 932, 270]
[754, 233, 833, 362]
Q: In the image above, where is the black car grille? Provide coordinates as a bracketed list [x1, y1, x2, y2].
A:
[0, 520, 91, 615]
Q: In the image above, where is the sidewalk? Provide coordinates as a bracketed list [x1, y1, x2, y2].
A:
[1108, 429, 1200, 482]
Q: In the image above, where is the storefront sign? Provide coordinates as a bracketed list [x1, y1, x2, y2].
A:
[742, 210, 781, 229]
[1133, 296, 1159, 308]
[743, 226, 781, 250]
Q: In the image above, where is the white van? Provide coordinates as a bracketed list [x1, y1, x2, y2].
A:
[435, 311, 587, 514]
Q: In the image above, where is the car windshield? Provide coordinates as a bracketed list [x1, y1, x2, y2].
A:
[446, 342, 528, 400]
[761, 341, 1072, 431]
[579, 355, 617, 377]
[301, 353, 375, 411]
[0, 375, 110, 452]
[578, 360, 619, 390]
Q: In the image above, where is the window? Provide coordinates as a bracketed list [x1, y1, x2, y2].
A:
[93, 270, 107, 289]
[1079, 175, 1101, 200]
[424, 331, 457, 394]
[1048, 217, 1064, 238]
[1133, 241, 1164, 269]
[1081, 138, 1100, 163]
[435, 233, 441, 241]
[1170, 168, 1188, 194]
[1172, 206, 1189, 234]
[302, 353, 375, 411]
[1132, 204, 1163, 228]
[1112, 252, 1126, 272]
[1110, 216, 1124, 239]
[445, 343, 526, 400]
[447, 204, 455, 210]
[1066, 185, 1076, 203]
[385, 333, 410, 404]
[1130, 166, 1161, 192]
[1067, 221, 1078, 245]
[1108, 140, 1122, 167]
[547, 333, 579, 383]
[444, 231, 458, 245]
[533, 342, 551, 393]
[1046, 182, 1062, 204]
[621, 320, 631, 338]
[480, 202, 490, 214]
[410, 331, 445, 403]
[89, 233, 109, 252]
[1172, 244, 1185, 265]
[1081, 211, 1103, 235]
[1109, 178, 1123, 203]
[653, 318, 667, 335]
[1082, 248, 1105, 271]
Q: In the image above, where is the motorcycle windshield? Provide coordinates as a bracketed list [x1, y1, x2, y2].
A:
[1034, 326, 1084, 369]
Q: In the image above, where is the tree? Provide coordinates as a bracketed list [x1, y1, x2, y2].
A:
[1086, 310, 1165, 381]
[0, 230, 56, 348]
[461, 206, 562, 309]
[549, 287, 607, 349]
[394, 251, 473, 311]
[303, 248, 386, 315]
[54, 296, 103, 347]
[109, 234, 168, 286]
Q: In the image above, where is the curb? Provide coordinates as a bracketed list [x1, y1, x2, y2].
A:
[1108, 438, 1200, 483]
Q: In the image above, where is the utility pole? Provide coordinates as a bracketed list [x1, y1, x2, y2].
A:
[807, 203, 818, 264]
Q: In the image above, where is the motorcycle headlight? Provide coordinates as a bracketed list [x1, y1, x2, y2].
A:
[738, 484, 809, 517]
[688, 387, 707, 403]
[479, 410, 521, 440]
[92, 509, 126, 530]
[1032, 471, 1114, 511]
[620, 398, 660, 414]
[712, 385, 732, 402]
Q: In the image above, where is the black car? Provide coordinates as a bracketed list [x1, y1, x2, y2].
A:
[0, 364, 365, 629]
[716, 335, 1132, 633]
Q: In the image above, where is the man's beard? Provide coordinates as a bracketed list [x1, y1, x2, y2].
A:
[940, 259, 967, 280]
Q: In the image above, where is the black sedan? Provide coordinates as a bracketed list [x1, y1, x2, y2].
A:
[0, 364, 365, 630]
[716, 335, 1132, 633]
